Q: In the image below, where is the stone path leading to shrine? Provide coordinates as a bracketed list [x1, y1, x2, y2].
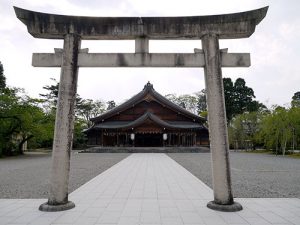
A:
[0, 153, 299, 225]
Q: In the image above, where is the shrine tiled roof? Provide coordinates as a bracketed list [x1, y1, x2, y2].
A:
[91, 82, 206, 123]
[91, 111, 205, 130]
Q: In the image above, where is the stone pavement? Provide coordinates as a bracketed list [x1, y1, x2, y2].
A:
[0, 153, 299, 225]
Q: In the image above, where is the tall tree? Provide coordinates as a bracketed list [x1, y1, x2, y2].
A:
[288, 106, 300, 152]
[179, 101, 186, 109]
[106, 100, 116, 110]
[165, 93, 199, 114]
[0, 61, 6, 90]
[258, 106, 298, 155]
[177, 94, 198, 114]
[40, 78, 90, 115]
[291, 91, 300, 108]
[223, 78, 238, 121]
[14, 97, 54, 153]
[165, 94, 180, 105]
[76, 99, 106, 127]
[195, 89, 207, 113]
[39, 78, 109, 147]
[223, 77, 264, 121]
[0, 88, 54, 155]
[0, 88, 21, 155]
[228, 111, 264, 150]
[39, 78, 59, 113]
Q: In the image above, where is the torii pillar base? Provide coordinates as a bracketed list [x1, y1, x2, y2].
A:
[39, 201, 75, 212]
[207, 201, 242, 212]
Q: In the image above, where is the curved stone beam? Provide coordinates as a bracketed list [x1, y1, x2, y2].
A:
[14, 6, 268, 40]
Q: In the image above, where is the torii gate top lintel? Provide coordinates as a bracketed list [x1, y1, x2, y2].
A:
[14, 6, 268, 40]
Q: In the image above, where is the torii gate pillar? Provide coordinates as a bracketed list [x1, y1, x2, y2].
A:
[14, 6, 268, 212]
[39, 34, 81, 211]
[202, 34, 241, 211]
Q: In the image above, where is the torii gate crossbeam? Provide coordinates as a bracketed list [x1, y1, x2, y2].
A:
[14, 6, 268, 212]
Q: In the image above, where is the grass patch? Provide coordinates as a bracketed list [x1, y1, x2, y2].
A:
[288, 153, 300, 159]
[25, 148, 52, 154]
[243, 149, 272, 154]
[243, 150, 300, 158]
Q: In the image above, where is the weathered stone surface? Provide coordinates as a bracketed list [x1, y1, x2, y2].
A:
[135, 37, 149, 53]
[14, 6, 268, 40]
[32, 52, 250, 67]
[202, 34, 234, 206]
[39, 201, 75, 212]
[207, 201, 243, 212]
[39, 34, 81, 211]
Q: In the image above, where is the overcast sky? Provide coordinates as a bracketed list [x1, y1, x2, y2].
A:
[0, 0, 299, 107]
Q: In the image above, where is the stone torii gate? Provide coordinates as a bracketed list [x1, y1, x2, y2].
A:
[14, 6, 268, 212]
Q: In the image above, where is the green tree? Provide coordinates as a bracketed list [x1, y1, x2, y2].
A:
[0, 61, 6, 90]
[165, 94, 179, 104]
[39, 78, 104, 122]
[291, 91, 300, 108]
[165, 93, 199, 114]
[14, 97, 54, 153]
[179, 101, 186, 109]
[0, 88, 21, 155]
[228, 111, 264, 150]
[72, 118, 87, 149]
[0, 87, 54, 155]
[195, 89, 207, 114]
[177, 94, 198, 114]
[39, 78, 83, 113]
[106, 100, 116, 110]
[223, 78, 236, 121]
[0, 64, 19, 155]
[287, 106, 300, 152]
[39, 78, 108, 148]
[39, 78, 59, 113]
[76, 99, 106, 127]
[258, 106, 295, 155]
[223, 78, 265, 121]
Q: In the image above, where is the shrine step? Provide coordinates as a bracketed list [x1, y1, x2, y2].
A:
[80, 146, 210, 153]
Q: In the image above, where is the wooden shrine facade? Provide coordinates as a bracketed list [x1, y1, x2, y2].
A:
[85, 82, 209, 147]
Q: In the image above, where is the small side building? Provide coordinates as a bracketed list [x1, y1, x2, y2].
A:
[85, 82, 209, 147]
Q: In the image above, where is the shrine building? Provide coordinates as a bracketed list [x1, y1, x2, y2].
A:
[85, 82, 209, 147]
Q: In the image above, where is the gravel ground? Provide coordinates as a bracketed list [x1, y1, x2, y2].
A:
[168, 152, 300, 198]
[0, 152, 130, 198]
[1, 151, 299, 198]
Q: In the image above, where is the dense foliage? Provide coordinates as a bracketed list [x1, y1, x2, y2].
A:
[228, 105, 300, 154]
[165, 78, 265, 120]
[0, 71, 55, 155]
[166, 77, 300, 155]
[0, 63, 107, 156]
[223, 78, 266, 120]
[1, 60, 299, 156]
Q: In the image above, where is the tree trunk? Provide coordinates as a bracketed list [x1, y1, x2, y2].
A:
[18, 135, 34, 154]
[275, 135, 279, 156]
[292, 128, 295, 153]
[282, 135, 287, 156]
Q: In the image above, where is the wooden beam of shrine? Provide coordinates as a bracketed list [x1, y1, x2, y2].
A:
[32, 52, 250, 67]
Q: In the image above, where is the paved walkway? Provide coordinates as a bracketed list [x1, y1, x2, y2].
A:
[0, 153, 299, 225]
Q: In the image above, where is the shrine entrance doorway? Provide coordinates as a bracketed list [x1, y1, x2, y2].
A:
[135, 133, 162, 147]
